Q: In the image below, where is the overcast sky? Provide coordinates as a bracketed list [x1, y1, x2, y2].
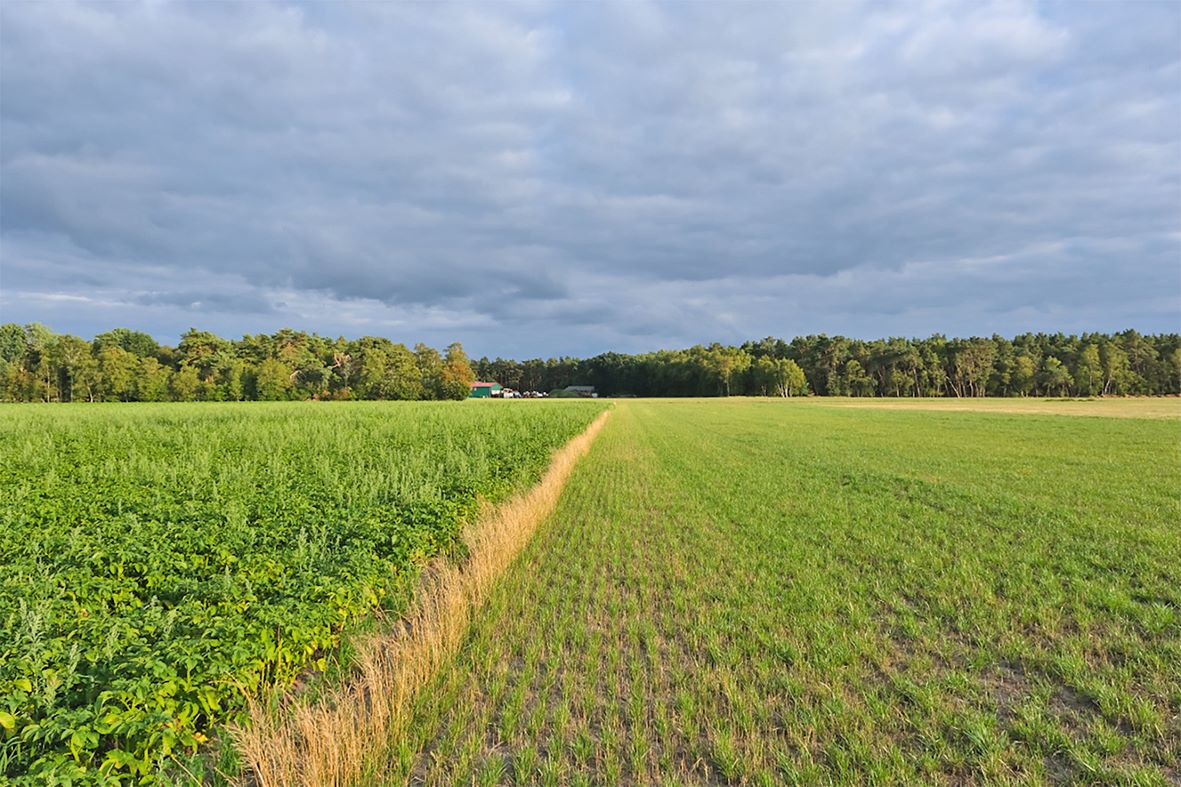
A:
[1, 1, 1178, 358]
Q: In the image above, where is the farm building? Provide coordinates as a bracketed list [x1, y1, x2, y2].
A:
[469, 382, 503, 398]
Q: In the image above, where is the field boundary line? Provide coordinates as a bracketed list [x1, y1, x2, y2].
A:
[230, 408, 612, 787]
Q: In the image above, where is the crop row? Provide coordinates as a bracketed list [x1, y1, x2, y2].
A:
[0, 401, 603, 783]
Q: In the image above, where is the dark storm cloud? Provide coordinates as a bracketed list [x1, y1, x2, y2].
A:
[1, 0, 1178, 357]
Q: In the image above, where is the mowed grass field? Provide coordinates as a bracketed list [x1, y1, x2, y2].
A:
[0, 401, 605, 783]
[387, 399, 1180, 785]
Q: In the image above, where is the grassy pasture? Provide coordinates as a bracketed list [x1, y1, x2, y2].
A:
[390, 399, 1180, 785]
[0, 401, 604, 783]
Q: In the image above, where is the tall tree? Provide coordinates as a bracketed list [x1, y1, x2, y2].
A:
[135, 357, 172, 402]
[97, 346, 138, 401]
[702, 344, 751, 397]
[1074, 344, 1102, 397]
[1011, 353, 1037, 396]
[1039, 356, 1074, 396]
[255, 358, 294, 401]
[949, 338, 996, 397]
[55, 335, 100, 402]
[415, 344, 446, 400]
[0, 323, 26, 364]
[752, 356, 809, 397]
[171, 364, 201, 402]
[843, 359, 875, 397]
[441, 343, 476, 400]
[93, 328, 161, 359]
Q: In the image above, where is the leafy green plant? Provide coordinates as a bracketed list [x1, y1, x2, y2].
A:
[0, 401, 603, 783]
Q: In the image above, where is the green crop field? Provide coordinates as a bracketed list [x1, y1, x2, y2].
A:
[0, 401, 605, 783]
[385, 399, 1180, 785]
[3, 398, 1179, 785]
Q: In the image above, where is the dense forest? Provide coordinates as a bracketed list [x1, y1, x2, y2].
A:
[476, 332, 1181, 398]
[1, 323, 1178, 402]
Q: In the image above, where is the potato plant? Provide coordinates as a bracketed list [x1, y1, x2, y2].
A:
[0, 401, 603, 783]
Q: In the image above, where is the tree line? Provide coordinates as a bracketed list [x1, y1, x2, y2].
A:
[0, 325, 475, 402]
[473, 331, 1181, 398]
[1, 324, 1177, 402]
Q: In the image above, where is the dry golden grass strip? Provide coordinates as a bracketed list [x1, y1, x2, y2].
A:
[817, 395, 1181, 419]
[230, 409, 611, 787]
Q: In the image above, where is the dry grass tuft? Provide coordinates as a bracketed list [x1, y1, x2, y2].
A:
[230, 409, 611, 787]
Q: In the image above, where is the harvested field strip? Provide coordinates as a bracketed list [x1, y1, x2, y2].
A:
[814, 396, 1181, 419]
[233, 409, 611, 787]
[384, 400, 1181, 785]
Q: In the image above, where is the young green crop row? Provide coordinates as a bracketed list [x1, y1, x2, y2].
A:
[386, 400, 1181, 785]
[0, 401, 604, 784]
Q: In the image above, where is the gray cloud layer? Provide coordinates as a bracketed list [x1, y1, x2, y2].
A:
[2, 0, 1178, 357]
